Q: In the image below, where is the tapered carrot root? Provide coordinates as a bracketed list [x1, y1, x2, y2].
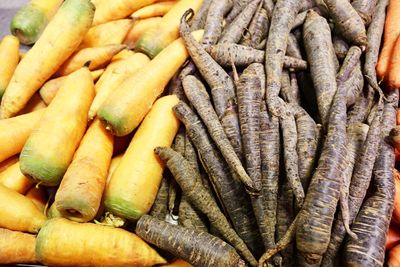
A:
[155, 147, 257, 266]
[0, 228, 37, 264]
[0, 161, 33, 194]
[123, 17, 162, 49]
[0, 35, 19, 100]
[0, 0, 94, 119]
[20, 67, 95, 186]
[0, 184, 46, 233]
[55, 44, 126, 76]
[25, 185, 47, 213]
[80, 19, 134, 48]
[137, 215, 245, 267]
[55, 119, 113, 222]
[36, 218, 166, 266]
[131, 1, 176, 19]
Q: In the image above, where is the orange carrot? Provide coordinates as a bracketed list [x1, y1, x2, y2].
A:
[387, 226, 400, 250]
[388, 35, 400, 89]
[376, 0, 400, 80]
[161, 259, 194, 267]
[123, 17, 162, 49]
[0, 228, 37, 264]
[0, 161, 33, 194]
[25, 185, 47, 213]
[0, 109, 45, 163]
[393, 169, 400, 225]
[389, 243, 400, 267]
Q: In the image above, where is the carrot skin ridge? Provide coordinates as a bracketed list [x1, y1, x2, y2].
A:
[149, 176, 169, 220]
[241, 7, 269, 48]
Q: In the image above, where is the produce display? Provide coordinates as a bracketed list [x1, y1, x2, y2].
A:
[0, 0, 400, 266]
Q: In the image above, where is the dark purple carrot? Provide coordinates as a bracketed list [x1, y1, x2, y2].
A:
[221, 101, 244, 160]
[332, 35, 350, 62]
[136, 215, 246, 267]
[219, 0, 261, 44]
[347, 85, 375, 124]
[321, 100, 384, 267]
[202, 0, 233, 46]
[265, 0, 301, 118]
[173, 101, 261, 256]
[303, 10, 338, 128]
[167, 61, 197, 103]
[190, 0, 213, 31]
[336, 46, 363, 84]
[149, 176, 169, 220]
[241, 7, 269, 48]
[286, 34, 302, 59]
[344, 90, 398, 267]
[299, 0, 317, 12]
[352, 0, 378, 25]
[154, 147, 258, 266]
[182, 75, 257, 193]
[345, 62, 364, 107]
[324, 0, 368, 47]
[226, 0, 252, 23]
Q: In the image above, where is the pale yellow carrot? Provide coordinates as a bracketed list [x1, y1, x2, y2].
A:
[0, 228, 37, 264]
[131, 1, 176, 20]
[0, 35, 19, 99]
[0, 161, 33, 194]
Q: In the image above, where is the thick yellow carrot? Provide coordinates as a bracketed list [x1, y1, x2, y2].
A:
[93, 0, 159, 26]
[0, 155, 19, 174]
[25, 186, 47, 213]
[98, 30, 203, 136]
[0, 161, 33, 194]
[0, 228, 37, 264]
[131, 1, 176, 20]
[124, 17, 162, 49]
[17, 93, 47, 115]
[0, 0, 94, 119]
[106, 154, 124, 185]
[36, 218, 166, 266]
[20, 67, 95, 186]
[105, 95, 180, 220]
[56, 44, 126, 76]
[0, 184, 46, 233]
[39, 69, 103, 105]
[55, 119, 113, 222]
[89, 52, 150, 120]
[135, 0, 203, 58]
[0, 35, 19, 99]
[110, 49, 136, 62]
[0, 109, 45, 163]
[80, 19, 134, 49]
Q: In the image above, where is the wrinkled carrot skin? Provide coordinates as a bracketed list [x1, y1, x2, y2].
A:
[352, 0, 378, 25]
[241, 7, 269, 48]
[190, 0, 212, 31]
[0, 228, 37, 265]
[226, 0, 251, 23]
[202, 0, 233, 46]
[136, 215, 246, 267]
[149, 176, 169, 220]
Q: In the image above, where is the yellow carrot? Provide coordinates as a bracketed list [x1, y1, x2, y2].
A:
[105, 95, 180, 220]
[124, 17, 162, 49]
[80, 19, 134, 49]
[25, 186, 47, 213]
[0, 109, 45, 163]
[131, 1, 176, 20]
[0, 184, 46, 233]
[39, 69, 103, 105]
[110, 49, 136, 62]
[0, 228, 37, 264]
[46, 203, 62, 219]
[56, 44, 126, 76]
[161, 259, 194, 267]
[89, 52, 150, 120]
[17, 93, 47, 115]
[55, 119, 113, 222]
[106, 154, 124, 185]
[36, 218, 166, 266]
[10, 0, 64, 45]
[0, 161, 33, 194]
[135, 0, 203, 58]
[98, 30, 203, 136]
[0, 35, 19, 99]
[93, 0, 159, 26]
[20, 67, 95, 186]
[0, 0, 94, 119]
[0, 155, 19, 174]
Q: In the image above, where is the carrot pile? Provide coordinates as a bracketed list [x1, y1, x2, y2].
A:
[0, 0, 399, 266]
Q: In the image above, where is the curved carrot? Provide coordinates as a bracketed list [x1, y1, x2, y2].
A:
[0, 35, 19, 99]
[0, 161, 33, 194]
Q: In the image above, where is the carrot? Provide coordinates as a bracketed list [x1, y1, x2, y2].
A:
[123, 17, 162, 49]
[110, 49, 136, 62]
[0, 156, 19, 174]
[173, 101, 261, 256]
[93, 0, 158, 26]
[202, 0, 233, 46]
[167, 62, 196, 103]
[392, 169, 400, 225]
[17, 93, 47, 115]
[376, 0, 400, 80]
[0, 0, 94, 119]
[20, 67, 94, 186]
[137, 215, 246, 267]
[387, 226, 400, 250]
[46, 203, 62, 219]
[104, 95, 179, 220]
[10, 0, 63, 45]
[149, 176, 169, 220]
[54, 119, 113, 222]
[161, 258, 193, 267]
[154, 147, 258, 266]
[131, 1, 176, 20]
[0, 161, 33, 194]
[0, 228, 37, 264]
[88, 52, 150, 120]
[98, 30, 203, 136]
[389, 243, 400, 267]
[189, 0, 213, 31]
[344, 91, 398, 266]
[387, 36, 400, 89]
[36, 218, 166, 266]
[241, 7, 269, 48]
[55, 44, 126, 77]
[182, 75, 256, 192]
[352, 0, 378, 25]
[344, 62, 364, 107]
[0, 35, 19, 100]
[25, 185, 47, 213]
[332, 35, 349, 62]
[219, 0, 261, 44]
[0, 109, 45, 163]
[80, 19, 134, 48]
[0, 184, 46, 233]
[206, 43, 308, 70]
[225, 0, 250, 23]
